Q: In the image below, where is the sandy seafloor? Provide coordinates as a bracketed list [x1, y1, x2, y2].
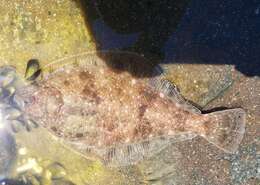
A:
[0, 0, 259, 185]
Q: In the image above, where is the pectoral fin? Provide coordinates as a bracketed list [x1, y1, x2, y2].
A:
[149, 76, 201, 114]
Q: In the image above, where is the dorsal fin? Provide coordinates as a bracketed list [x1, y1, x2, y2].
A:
[149, 75, 201, 114]
[41, 50, 161, 79]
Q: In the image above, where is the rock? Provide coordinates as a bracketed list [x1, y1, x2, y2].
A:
[0, 130, 16, 181]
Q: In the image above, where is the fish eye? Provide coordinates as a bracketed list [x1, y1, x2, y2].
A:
[23, 99, 31, 105]
[24, 96, 35, 105]
[24, 100, 30, 104]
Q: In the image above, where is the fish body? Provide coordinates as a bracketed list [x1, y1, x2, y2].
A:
[14, 52, 246, 166]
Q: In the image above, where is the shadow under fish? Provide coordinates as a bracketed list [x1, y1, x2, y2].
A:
[3, 51, 246, 167]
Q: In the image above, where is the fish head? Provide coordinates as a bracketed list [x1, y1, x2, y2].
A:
[13, 84, 44, 117]
[14, 83, 64, 120]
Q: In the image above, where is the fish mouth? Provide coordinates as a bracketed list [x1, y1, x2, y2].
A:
[12, 83, 38, 107]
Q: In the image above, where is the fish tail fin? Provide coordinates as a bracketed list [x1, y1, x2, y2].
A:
[202, 108, 246, 153]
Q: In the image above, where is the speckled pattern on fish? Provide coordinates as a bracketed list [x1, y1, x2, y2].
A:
[14, 52, 246, 166]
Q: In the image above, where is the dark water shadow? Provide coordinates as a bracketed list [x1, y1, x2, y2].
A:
[75, 0, 260, 77]
[76, 0, 190, 60]
[74, 0, 190, 77]
[96, 51, 162, 78]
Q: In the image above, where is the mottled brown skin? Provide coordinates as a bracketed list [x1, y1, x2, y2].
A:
[18, 65, 210, 148]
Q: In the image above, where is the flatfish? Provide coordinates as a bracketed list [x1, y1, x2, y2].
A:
[13, 51, 246, 167]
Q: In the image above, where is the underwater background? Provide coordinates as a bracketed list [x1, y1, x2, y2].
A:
[0, 0, 259, 184]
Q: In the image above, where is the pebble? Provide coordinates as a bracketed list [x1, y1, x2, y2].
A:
[0, 130, 16, 181]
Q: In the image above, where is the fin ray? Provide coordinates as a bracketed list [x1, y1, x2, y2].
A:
[202, 108, 245, 153]
[70, 137, 171, 167]
[41, 51, 161, 79]
[149, 77, 201, 114]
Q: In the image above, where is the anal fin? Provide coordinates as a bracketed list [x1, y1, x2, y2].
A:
[97, 137, 171, 167]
